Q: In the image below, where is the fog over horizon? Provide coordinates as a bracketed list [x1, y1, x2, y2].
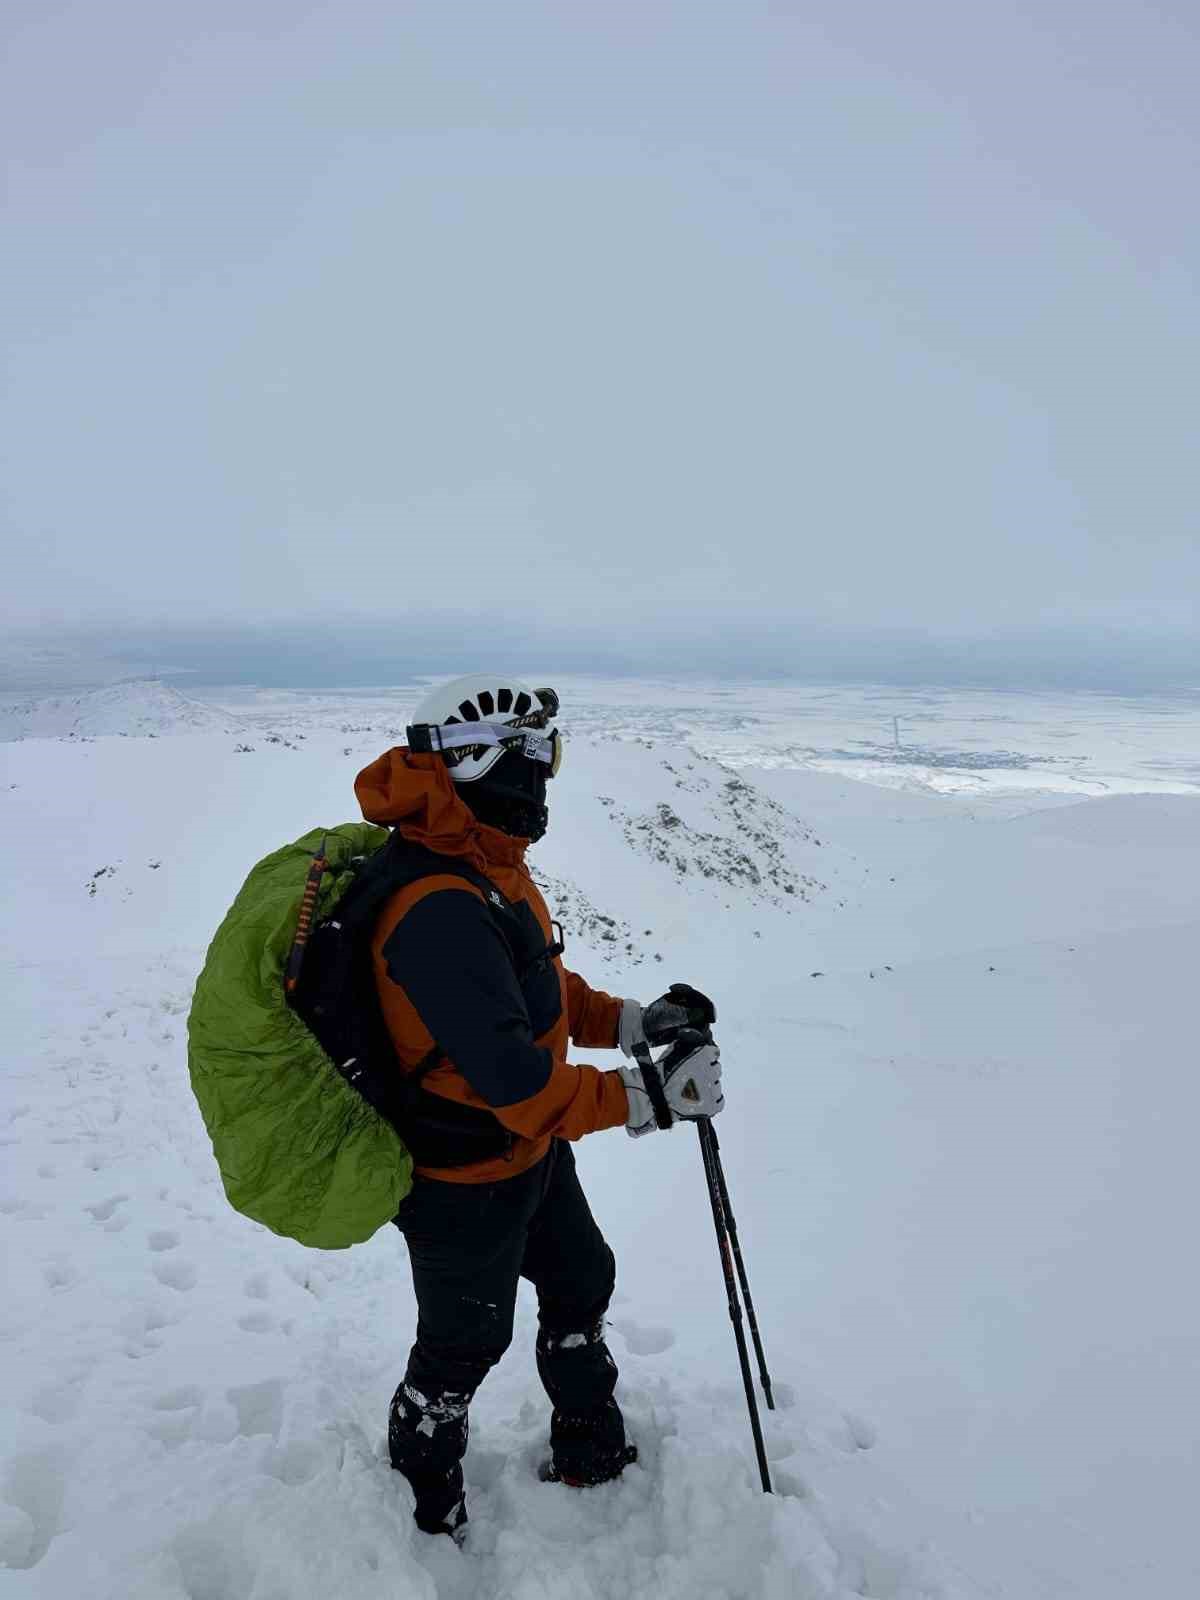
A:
[2, 613, 1197, 697]
[5, 3, 1199, 670]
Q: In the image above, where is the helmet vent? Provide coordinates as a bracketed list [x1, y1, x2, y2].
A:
[409, 675, 548, 789]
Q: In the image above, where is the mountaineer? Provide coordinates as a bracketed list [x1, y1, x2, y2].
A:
[352, 673, 724, 1542]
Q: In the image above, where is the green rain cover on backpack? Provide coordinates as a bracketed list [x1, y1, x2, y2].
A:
[187, 822, 413, 1249]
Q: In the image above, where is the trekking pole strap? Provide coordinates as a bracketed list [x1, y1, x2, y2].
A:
[631, 1041, 674, 1132]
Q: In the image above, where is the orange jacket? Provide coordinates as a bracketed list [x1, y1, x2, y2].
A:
[355, 746, 629, 1183]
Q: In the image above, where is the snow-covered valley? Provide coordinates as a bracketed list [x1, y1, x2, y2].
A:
[2, 679, 1198, 1598]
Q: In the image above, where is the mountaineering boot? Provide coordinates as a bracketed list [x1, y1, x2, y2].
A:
[545, 1398, 637, 1485]
[535, 1318, 635, 1486]
[388, 1380, 471, 1541]
[539, 1432, 638, 1487]
[428, 1496, 468, 1547]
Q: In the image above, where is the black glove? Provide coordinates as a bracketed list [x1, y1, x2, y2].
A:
[619, 984, 717, 1057]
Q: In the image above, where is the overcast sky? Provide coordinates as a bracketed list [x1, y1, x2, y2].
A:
[4, 1, 1198, 652]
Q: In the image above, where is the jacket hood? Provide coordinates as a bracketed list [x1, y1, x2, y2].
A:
[354, 746, 529, 872]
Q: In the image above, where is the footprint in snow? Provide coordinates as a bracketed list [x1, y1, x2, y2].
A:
[770, 1467, 810, 1500]
[144, 1387, 204, 1448]
[145, 1410, 197, 1448]
[171, 1515, 256, 1599]
[152, 1259, 197, 1292]
[84, 1194, 128, 1223]
[263, 1438, 325, 1487]
[843, 1411, 877, 1450]
[227, 1378, 284, 1441]
[237, 1310, 276, 1334]
[27, 1375, 86, 1426]
[151, 1385, 204, 1412]
[465, 1446, 507, 1492]
[611, 1319, 676, 1356]
[121, 1302, 178, 1358]
[828, 1526, 922, 1598]
[0, 1444, 69, 1571]
[147, 1229, 180, 1252]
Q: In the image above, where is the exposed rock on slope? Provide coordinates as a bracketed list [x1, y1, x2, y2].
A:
[532, 870, 662, 968]
[598, 758, 831, 910]
[532, 741, 865, 959]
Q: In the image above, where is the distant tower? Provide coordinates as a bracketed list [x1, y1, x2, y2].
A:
[893, 715, 901, 749]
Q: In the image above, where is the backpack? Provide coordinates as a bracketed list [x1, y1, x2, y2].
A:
[186, 824, 522, 1250]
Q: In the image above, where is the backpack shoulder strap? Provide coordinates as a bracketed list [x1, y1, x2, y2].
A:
[389, 838, 518, 918]
[323, 831, 517, 938]
[324, 832, 492, 921]
[292, 829, 532, 1169]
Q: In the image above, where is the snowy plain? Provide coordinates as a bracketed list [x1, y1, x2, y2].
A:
[2, 676, 1198, 1599]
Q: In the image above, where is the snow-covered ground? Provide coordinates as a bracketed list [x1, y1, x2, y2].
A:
[2, 678, 1198, 1598]
[202, 675, 1200, 805]
[0, 680, 244, 741]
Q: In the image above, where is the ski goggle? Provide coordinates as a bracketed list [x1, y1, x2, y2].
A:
[406, 718, 564, 778]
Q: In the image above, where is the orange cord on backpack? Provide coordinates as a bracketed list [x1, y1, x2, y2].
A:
[284, 840, 329, 995]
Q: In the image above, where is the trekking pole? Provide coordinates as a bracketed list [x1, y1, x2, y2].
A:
[633, 1038, 773, 1493]
[703, 1119, 775, 1411]
[697, 1115, 773, 1494]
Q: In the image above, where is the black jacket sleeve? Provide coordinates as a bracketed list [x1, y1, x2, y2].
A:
[380, 886, 553, 1108]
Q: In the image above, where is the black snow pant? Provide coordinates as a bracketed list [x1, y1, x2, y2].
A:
[389, 1138, 628, 1533]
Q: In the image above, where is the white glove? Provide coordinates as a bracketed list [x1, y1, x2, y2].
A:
[618, 999, 645, 1059]
[619, 1033, 724, 1138]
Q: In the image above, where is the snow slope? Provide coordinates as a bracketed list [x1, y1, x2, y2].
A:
[2, 701, 1198, 1598]
[0, 681, 244, 741]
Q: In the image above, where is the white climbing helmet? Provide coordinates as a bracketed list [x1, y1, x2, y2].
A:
[408, 674, 559, 784]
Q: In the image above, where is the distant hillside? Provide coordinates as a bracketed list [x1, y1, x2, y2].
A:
[0, 679, 243, 741]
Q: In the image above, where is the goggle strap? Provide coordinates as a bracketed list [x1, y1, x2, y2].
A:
[406, 719, 560, 770]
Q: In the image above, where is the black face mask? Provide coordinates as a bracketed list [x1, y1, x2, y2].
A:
[458, 749, 549, 843]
